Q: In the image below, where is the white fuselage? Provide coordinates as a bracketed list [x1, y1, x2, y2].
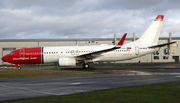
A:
[43, 44, 159, 63]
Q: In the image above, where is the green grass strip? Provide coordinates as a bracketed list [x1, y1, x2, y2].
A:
[0, 70, 104, 79]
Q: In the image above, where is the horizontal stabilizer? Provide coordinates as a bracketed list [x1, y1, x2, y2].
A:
[148, 41, 176, 48]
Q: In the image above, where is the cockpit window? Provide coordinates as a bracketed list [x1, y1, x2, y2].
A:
[9, 52, 14, 55]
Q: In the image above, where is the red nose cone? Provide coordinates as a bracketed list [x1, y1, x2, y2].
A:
[1, 56, 7, 62]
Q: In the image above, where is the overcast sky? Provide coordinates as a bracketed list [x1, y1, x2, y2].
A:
[0, 0, 180, 39]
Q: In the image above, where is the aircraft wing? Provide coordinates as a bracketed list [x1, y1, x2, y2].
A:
[148, 41, 176, 48]
[75, 33, 127, 59]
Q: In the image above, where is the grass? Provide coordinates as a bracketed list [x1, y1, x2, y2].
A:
[2, 81, 180, 103]
[0, 70, 104, 79]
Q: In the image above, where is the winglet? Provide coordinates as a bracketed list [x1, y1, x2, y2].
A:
[115, 33, 127, 47]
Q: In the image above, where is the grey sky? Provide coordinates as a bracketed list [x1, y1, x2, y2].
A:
[0, 0, 180, 39]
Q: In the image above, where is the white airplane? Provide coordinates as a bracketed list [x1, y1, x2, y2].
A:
[1, 15, 175, 70]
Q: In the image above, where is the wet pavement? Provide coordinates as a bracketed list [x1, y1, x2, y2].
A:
[1, 75, 180, 102]
[0, 63, 180, 102]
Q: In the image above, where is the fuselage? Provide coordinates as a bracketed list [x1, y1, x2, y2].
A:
[1, 44, 159, 64]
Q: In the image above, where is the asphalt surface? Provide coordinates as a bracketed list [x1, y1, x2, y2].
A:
[1, 64, 180, 102]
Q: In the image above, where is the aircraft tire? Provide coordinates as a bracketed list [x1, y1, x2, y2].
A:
[18, 66, 21, 70]
[83, 64, 89, 69]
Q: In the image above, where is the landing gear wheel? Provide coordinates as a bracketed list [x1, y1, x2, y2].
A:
[18, 66, 21, 70]
[83, 64, 89, 69]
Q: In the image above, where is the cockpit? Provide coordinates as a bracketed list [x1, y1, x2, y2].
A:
[9, 52, 14, 55]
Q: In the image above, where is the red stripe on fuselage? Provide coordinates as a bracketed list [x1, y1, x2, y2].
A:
[4, 47, 42, 64]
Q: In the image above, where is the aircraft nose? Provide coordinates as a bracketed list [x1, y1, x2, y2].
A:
[1, 55, 7, 62]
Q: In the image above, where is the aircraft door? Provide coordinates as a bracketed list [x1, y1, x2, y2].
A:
[71, 50, 75, 56]
[135, 46, 139, 55]
[76, 50, 79, 56]
[20, 49, 25, 59]
[71, 50, 79, 56]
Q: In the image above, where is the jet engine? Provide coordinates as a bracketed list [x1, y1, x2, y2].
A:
[58, 57, 76, 66]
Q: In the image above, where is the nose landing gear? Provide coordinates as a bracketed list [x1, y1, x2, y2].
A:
[18, 66, 21, 70]
[11, 64, 21, 70]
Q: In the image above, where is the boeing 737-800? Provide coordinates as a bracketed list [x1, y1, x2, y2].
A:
[1, 15, 175, 70]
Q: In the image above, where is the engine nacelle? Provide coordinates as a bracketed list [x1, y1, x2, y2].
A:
[58, 57, 76, 66]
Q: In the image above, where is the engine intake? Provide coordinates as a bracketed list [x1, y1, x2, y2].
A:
[58, 57, 76, 66]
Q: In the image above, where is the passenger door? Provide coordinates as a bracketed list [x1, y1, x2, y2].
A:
[135, 46, 139, 55]
[20, 49, 25, 59]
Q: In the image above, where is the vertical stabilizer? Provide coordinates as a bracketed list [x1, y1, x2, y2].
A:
[129, 15, 164, 45]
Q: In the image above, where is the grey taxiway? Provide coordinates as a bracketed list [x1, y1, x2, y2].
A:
[1, 64, 180, 102]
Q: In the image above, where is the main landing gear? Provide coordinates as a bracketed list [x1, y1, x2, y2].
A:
[83, 63, 89, 69]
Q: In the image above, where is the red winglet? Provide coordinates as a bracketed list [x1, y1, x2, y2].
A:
[155, 15, 164, 20]
[116, 33, 127, 47]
